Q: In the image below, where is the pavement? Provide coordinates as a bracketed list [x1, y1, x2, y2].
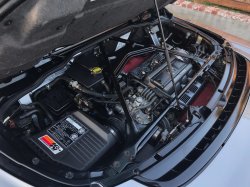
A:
[166, 0, 250, 42]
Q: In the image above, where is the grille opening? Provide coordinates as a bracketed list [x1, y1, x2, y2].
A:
[237, 76, 245, 83]
[218, 111, 226, 121]
[235, 82, 244, 89]
[239, 69, 246, 74]
[231, 89, 241, 97]
[204, 129, 217, 140]
[228, 96, 238, 104]
[237, 76, 245, 82]
[185, 148, 203, 161]
[154, 153, 163, 161]
[238, 61, 246, 66]
[159, 170, 180, 181]
[212, 121, 223, 131]
[224, 104, 236, 113]
[195, 139, 210, 151]
[173, 159, 192, 172]
[217, 117, 228, 124]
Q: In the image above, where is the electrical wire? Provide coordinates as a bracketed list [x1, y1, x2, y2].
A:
[9, 106, 20, 118]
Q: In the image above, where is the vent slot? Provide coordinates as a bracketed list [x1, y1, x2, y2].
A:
[188, 84, 198, 93]
[180, 94, 191, 103]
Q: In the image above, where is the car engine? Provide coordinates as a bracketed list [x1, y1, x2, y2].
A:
[15, 45, 199, 171]
[1, 18, 222, 178]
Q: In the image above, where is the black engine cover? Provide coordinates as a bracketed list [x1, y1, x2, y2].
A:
[145, 56, 194, 95]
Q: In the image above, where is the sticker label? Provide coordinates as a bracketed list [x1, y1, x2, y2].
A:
[38, 135, 63, 154]
[47, 116, 88, 147]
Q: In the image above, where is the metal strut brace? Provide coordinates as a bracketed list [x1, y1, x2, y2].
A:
[154, 0, 181, 108]
[99, 43, 139, 137]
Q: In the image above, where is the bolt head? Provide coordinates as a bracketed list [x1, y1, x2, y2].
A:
[113, 161, 121, 168]
[134, 168, 140, 175]
[65, 171, 74, 179]
[32, 157, 40, 165]
[130, 155, 135, 162]
[124, 151, 130, 156]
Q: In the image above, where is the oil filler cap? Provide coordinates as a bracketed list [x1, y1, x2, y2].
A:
[91, 67, 102, 74]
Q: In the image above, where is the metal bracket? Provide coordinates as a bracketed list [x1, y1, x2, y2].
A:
[168, 49, 207, 64]
[144, 26, 161, 47]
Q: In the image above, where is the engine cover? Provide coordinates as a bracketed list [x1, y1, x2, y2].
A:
[28, 111, 116, 171]
[144, 56, 194, 95]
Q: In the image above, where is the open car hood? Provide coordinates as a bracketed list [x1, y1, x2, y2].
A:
[0, 0, 175, 81]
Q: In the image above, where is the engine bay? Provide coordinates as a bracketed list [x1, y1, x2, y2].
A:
[0, 11, 226, 183]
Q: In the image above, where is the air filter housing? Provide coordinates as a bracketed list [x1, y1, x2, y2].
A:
[29, 111, 117, 171]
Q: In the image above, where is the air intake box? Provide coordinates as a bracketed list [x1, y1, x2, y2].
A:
[29, 111, 116, 171]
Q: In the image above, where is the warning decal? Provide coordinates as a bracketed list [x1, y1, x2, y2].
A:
[47, 116, 88, 148]
[38, 135, 63, 154]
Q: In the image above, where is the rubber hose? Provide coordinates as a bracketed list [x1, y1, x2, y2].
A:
[88, 98, 120, 104]
[159, 118, 167, 130]
[130, 79, 147, 88]
[105, 116, 126, 142]
[148, 92, 155, 100]
[154, 87, 173, 99]
[143, 89, 151, 98]
[148, 93, 155, 101]
[145, 90, 153, 100]
[141, 87, 148, 96]
[136, 96, 157, 109]
[20, 109, 42, 119]
[20, 109, 46, 130]
[33, 90, 42, 102]
[161, 117, 171, 131]
[0, 96, 7, 106]
[77, 85, 133, 98]
[20, 104, 36, 111]
[121, 86, 134, 95]
[28, 102, 54, 123]
[101, 80, 110, 93]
